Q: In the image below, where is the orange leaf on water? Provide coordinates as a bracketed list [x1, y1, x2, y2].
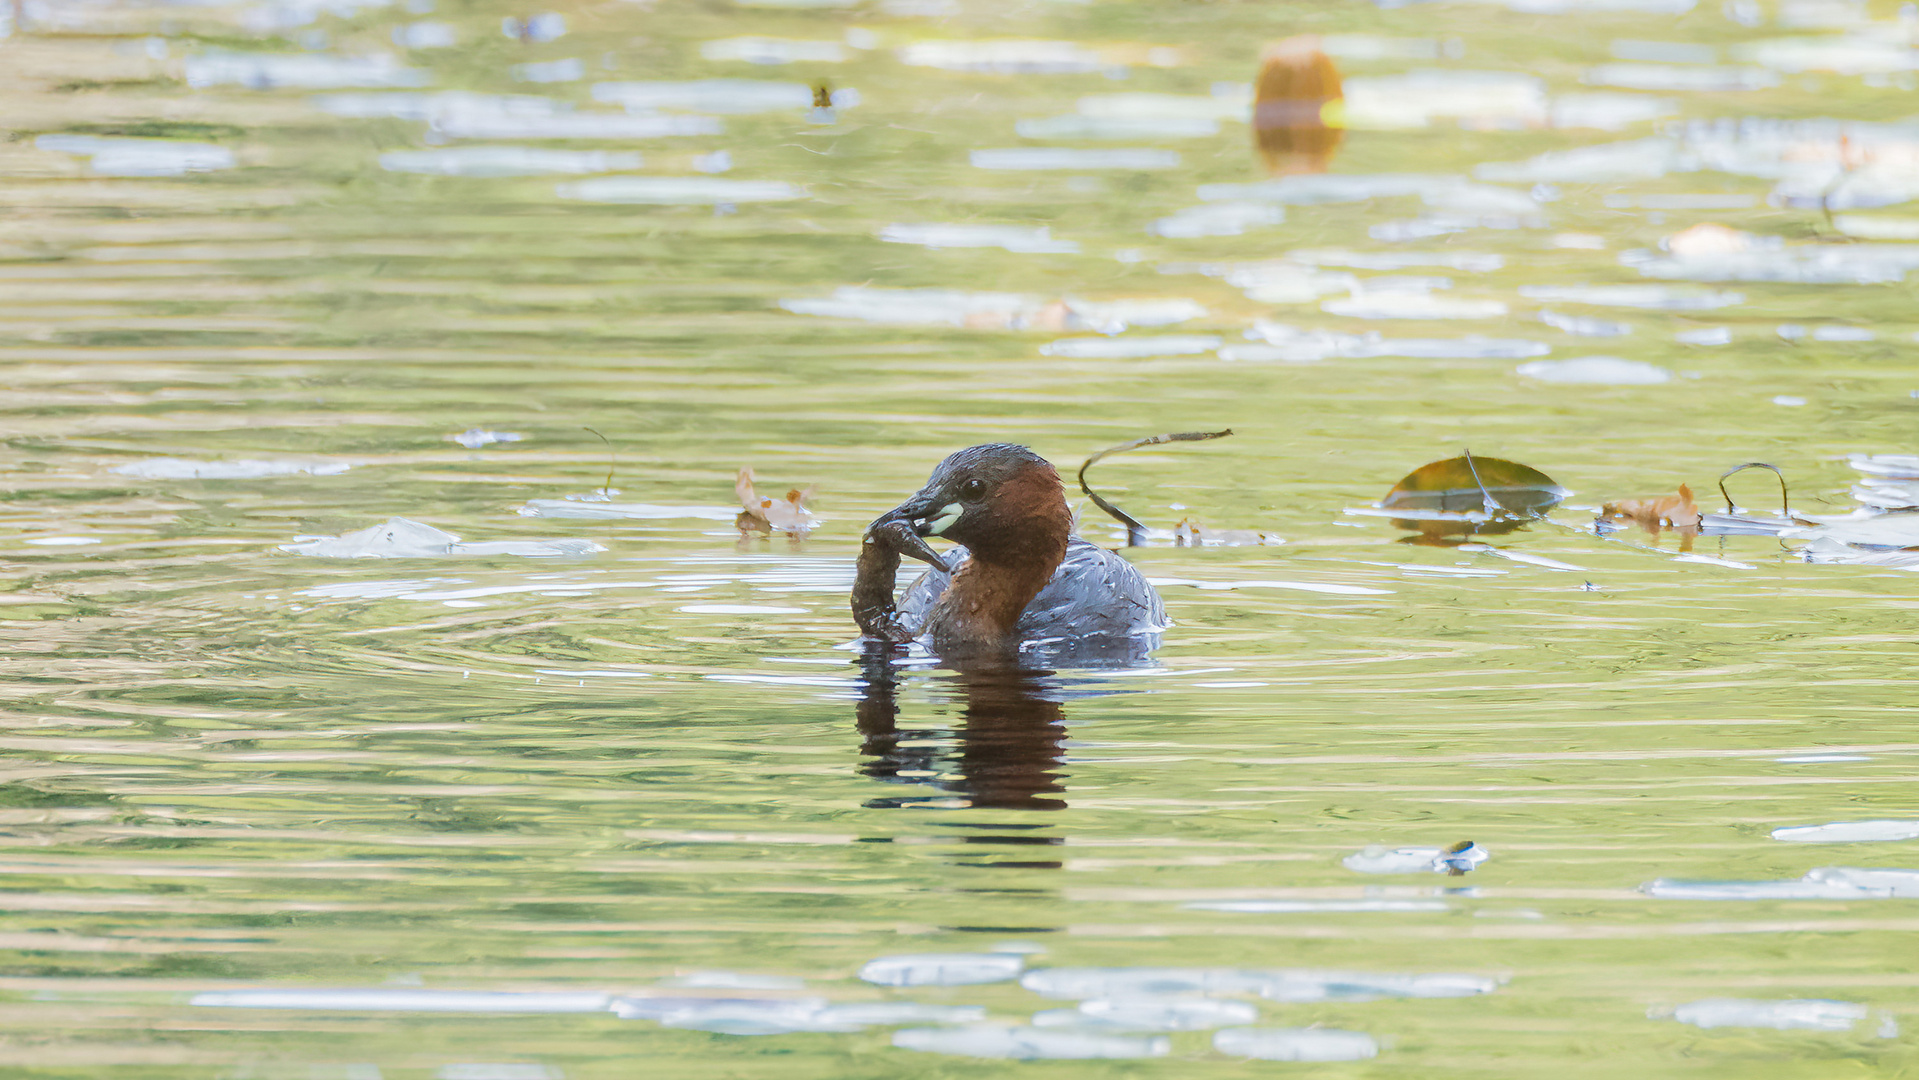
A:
[1601, 484, 1701, 532]
[736, 467, 819, 534]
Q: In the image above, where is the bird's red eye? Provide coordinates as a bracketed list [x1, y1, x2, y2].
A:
[961, 478, 988, 499]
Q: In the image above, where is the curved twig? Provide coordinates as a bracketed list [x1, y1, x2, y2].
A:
[1077, 430, 1233, 545]
[1717, 462, 1790, 517]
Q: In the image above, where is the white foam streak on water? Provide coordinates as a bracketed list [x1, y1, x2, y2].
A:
[1667, 998, 1867, 1031]
[1213, 1027, 1380, 1061]
[892, 1024, 1170, 1059]
[1771, 820, 1919, 842]
[858, 953, 1024, 986]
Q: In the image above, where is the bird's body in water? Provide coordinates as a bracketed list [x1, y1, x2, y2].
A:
[852, 443, 1166, 660]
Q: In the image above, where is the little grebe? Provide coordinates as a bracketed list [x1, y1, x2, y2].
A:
[851, 443, 1167, 655]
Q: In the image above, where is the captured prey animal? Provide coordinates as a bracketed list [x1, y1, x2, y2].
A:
[851, 443, 1167, 659]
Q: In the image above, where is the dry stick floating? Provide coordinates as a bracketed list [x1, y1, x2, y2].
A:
[1077, 430, 1233, 545]
[1460, 448, 1503, 517]
[1717, 461, 1790, 517]
[584, 427, 616, 494]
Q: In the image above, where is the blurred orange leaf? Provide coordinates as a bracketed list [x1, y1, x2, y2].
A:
[736, 467, 819, 534]
[1602, 484, 1701, 531]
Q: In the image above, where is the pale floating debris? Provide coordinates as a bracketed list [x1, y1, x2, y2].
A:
[1076, 90, 1249, 122]
[1149, 203, 1285, 238]
[1146, 576, 1392, 595]
[440, 111, 718, 140]
[511, 58, 585, 84]
[1849, 453, 1919, 478]
[557, 178, 802, 204]
[1198, 173, 1540, 215]
[519, 500, 739, 521]
[1245, 322, 1547, 360]
[381, 148, 639, 177]
[971, 148, 1181, 171]
[859, 953, 1024, 987]
[1017, 115, 1219, 139]
[281, 518, 604, 559]
[1188, 898, 1449, 913]
[240, 0, 399, 34]
[1677, 327, 1732, 345]
[898, 40, 1108, 74]
[313, 90, 555, 121]
[1607, 193, 1756, 209]
[702, 37, 847, 64]
[1214, 1027, 1379, 1062]
[1778, 754, 1872, 763]
[1477, 136, 1679, 183]
[1783, 514, 1919, 547]
[1517, 356, 1672, 384]
[393, 21, 456, 49]
[662, 972, 806, 990]
[1772, 820, 1919, 843]
[502, 13, 566, 42]
[879, 223, 1079, 253]
[449, 429, 525, 448]
[1320, 34, 1450, 60]
[1460, 544, 1588, 572]
[1773, 395, 1808, 407]
[1040, 335, 1221, 358]
[1551, 233, 1607, 249]
[1539, 310, 1632, 337]
[1668, 998, 1867, 1032]
[1066, 298, 1208, 329]
[1517, 284, 1743, 309]
[192, 989, 610, 1013]
[1834, 215, 1919, 240]
[1622, 243, 1919, 285]
[1021, 967, 1496, 1002]
[1584, 63, 1779, 91]
[894, 1025, 1169, 1060]
[186, 52, 428, 90]
[1036, 997, 1259, 1032]
[1850, 477, 1919, 510]
[1343, 70, 1546, 130]
[1813, 325, 1875, 340]
[591, 79, 813, 114]
[1550, 93, 1678, 130]
[1293, 249, 1503, 272]
[1323, 289, 1507, 320]
[1612, 39, 1719, 63]
[113, 458, 350, 479]
[612, 994, 983, 1034]
[1159, 259, 1359, 303]
[1737, 35, 1919, 75]
[36, 135, 235, 178]
[1644, 866, 1919, 899]
[1371, 213, 1537, 241]
[1342, 843, 1487, 874]
[436, 1066, 561, 1080]
[23, 537, 101, 546]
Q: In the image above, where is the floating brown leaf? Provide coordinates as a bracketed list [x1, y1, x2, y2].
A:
[736, 467, 818, 534]
[1601, 484, 1701, 532]
[1378, 453, 1566, 537]
[1254, 36, 1344, 177]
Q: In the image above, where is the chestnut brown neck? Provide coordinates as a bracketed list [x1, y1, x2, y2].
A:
[927, 465, 1071, 651]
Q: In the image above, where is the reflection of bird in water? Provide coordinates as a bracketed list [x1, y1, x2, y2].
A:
[855, 647, 1070, 813]
[852, 444, 1165, 661]
[1254, 36, 1345, 177]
